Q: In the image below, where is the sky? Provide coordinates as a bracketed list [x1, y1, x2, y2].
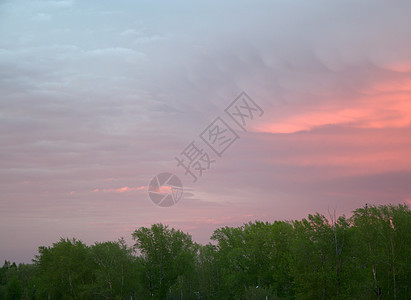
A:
[1, 0, 411, 263]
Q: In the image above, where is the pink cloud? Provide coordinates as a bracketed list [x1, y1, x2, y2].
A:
[92, 186, 146, 193]
[257, 125, 411, 178]
[254, 73, 411, 134]
[149, 185, 173, 194]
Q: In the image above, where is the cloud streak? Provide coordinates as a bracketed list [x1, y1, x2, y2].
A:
[92, 186, 146, 193]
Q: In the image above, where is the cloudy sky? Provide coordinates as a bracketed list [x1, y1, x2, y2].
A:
[1, 0, 411, 263]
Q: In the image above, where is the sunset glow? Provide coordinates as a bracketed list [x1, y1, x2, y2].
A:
[1, 0, 411, 264]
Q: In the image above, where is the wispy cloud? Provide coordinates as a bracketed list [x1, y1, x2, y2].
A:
[92, 186, 146, 193]
[1, 0, 411, 263]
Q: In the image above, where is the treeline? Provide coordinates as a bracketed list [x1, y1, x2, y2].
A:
[0, 204, 410, 300]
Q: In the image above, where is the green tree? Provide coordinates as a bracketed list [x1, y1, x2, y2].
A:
[132, 223, 198, 299]
[34, 238, 95, 299]
[90, 239, 143, 299]
[196, 243, 221, 299]
[211, 225, 245, 298]
[15, 263, 37, 300]
[1, 203, 408, 300]
[6, 276, 22, 300]
[211, 221, 294, 299]
[351, 204, 411, 299]
[291, 213, 354, 299]
[1, 261, 11, 285]
[0, 261, 11, 299]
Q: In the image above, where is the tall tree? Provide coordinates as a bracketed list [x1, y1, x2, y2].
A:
[132, 223, 198, 299]
[291, 213, 353, 299]
[6, 276, 22, 300]
[211, 221, 294, 299]
[90, 239, 143, 299]
[351, 204, 411, 299]
[196, 243, 220, 299]
[34, 238, 95, 299]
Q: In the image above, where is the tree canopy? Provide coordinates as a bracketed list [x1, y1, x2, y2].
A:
[1, 203, 409, 299]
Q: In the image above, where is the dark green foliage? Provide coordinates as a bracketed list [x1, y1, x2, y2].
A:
[351, 204, 411, 299]
[132, 223, 199, 299]
[90, 239, 144, 299]
[0, 261, 36, 300]
[211, 221, 294, 299]
[33, 238, 95, 299]
[30, 238, 145, 300]
[6, 276, 22, 300]
[1, 203, 409, 299]
[196, 243, 221, 298]
[291, 214, 357, 299]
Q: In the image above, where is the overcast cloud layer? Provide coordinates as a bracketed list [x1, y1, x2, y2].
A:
[1, 0, 411, 263]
